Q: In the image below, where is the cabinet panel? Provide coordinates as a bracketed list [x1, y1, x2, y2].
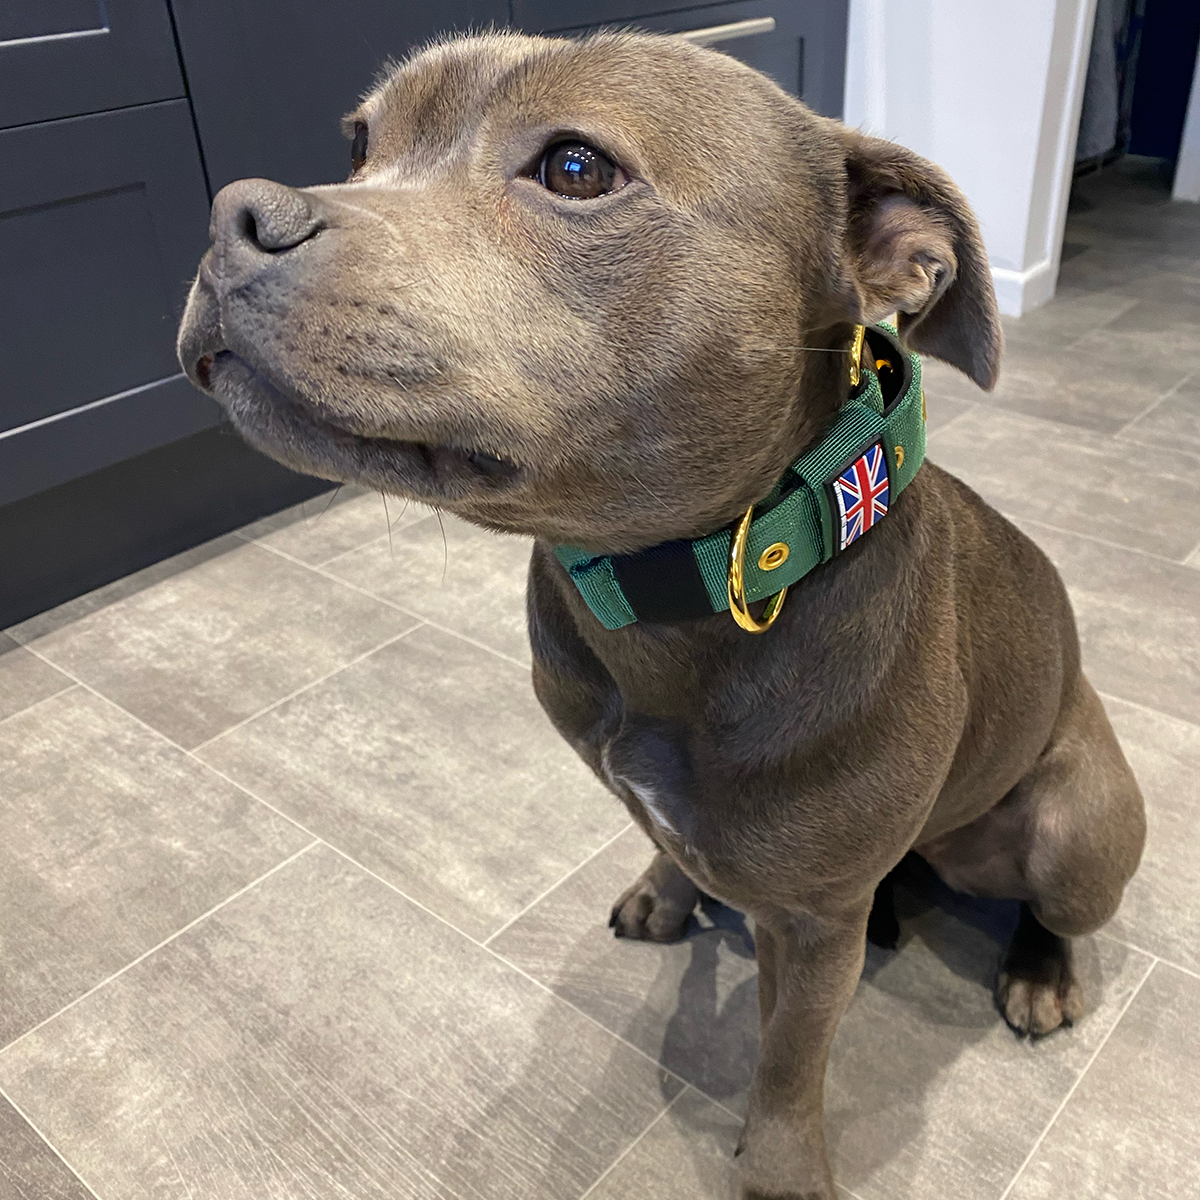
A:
[524, 0, 846, 116]
[0, 376, 221, 508]
[0, 0, 184, 130]
[632, 0, 847, 116]
[171, 0, 509, 191]
[0, 100, 216, 497]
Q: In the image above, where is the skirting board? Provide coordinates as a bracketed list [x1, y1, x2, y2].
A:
[991, 257, 1059, 317]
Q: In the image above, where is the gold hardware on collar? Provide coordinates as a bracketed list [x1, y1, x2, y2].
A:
[758, 542, 789, 570]
[728, 506, 787, 633]
[848, 324, 867, 388]
[894, 445, 905, 469]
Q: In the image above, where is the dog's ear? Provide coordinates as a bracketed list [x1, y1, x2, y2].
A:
[835, 128, 1002, 390]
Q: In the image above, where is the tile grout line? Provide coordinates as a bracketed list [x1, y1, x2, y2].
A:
[1095, 688, 1200, 731]
[1112, 369, 1195, 436]
[12, 649, 709, 1108]
[188, 622, 425, 753]
[180, 758, 752, 1125]
[305, 834, 738, 1116]
[923, 404, 978, 440]
[1096, 928, 1200, 982]
[995, 954, 1158, 1200]
[0, 841, 319, 1060]
[0, 680, 80, 730]
[180, 747, 747, 1128]
[576, 1089, 684, 1199]
[483, 821, 635, 947]
[0, 1082, 105, 1200]
[1005, 511, 1196, 567]
[250, 537, 534, 671]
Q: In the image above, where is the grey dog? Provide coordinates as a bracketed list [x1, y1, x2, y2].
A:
[177, 31, 1146, 1199]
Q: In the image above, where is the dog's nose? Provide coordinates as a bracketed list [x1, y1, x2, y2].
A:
[208, 178, 321, 283]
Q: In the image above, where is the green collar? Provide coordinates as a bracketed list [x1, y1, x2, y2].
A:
[553, 323, 926, 631]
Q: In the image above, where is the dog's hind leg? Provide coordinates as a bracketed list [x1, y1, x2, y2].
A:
[924, 675, 1145, 1037]
[609, 850, 700, 941]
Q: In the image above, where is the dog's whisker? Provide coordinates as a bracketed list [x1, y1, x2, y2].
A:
[435, 509, 449, 584]
[381, 491, 395, 559]
[312, 483, 343, 527]
[390, 497, 410, 530]
[631, 472, 679, 518]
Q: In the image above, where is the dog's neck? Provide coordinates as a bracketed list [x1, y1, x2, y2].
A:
[552, 323, 926, 634]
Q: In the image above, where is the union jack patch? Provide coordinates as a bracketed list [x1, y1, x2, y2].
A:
[831, 442, 890, 551]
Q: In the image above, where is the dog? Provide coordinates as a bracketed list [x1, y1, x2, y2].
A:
[177, 31, 1146, 1200]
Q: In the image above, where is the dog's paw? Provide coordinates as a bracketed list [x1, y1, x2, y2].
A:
[997, 969, 1084, 1038]
[608, 872, 697, 942]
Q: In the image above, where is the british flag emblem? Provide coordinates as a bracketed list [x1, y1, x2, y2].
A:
[832, 443, 890, 550]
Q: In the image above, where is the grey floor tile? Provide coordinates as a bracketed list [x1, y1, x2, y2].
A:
[7, 534, 243, 643]
[0, 635, 72, 724]
[492, 826, 761, 1108]
[0, 1093, 93, 1200]
[1105, 265, 1200, 306]
[917, 362, 979, 431]
[0, 688, 310, 1048]
[931, 409, 1200, 560]
[236, 485, 430, 565]
[918, 356, 983, 406]
[1000, 289, 1138, 351]
[198, 624, 629, 941]
[1118, 374, 1200, 459]
[587, 1089, 742, 1200]
[1013, 518, 1200, 726]
[323, 512, 533, 664]
[1100, 695, 1200, 974]
[1006, 963, 1200, 1200]
[826, 890, 1151, 1200]
[496, 831, 1153, 1200]
[17, 539, 417, 749]
[1056, 238, 1180, 294]
[588, 1092, 869, 1200]
[0, 845, 680, 1200]
[980, 328, 1190, 433]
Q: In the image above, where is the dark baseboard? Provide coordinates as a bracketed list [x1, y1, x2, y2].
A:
[0, 423, 331, 629]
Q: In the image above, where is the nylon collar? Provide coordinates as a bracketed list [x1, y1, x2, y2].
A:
[553, 323, 926, 631]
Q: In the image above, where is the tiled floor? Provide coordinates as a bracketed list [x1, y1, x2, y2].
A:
[2, 158, 1199, 1200]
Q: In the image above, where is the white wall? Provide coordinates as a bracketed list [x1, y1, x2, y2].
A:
[844, 0, 1098, 316]
[1173, 44, 1200, 203]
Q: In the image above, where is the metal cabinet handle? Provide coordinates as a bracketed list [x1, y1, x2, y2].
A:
[676, 17, 776, 47]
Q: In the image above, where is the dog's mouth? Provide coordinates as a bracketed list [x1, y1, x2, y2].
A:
[194, 350, 522, 498]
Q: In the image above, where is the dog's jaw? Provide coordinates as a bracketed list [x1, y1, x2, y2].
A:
[179, 272, 524, 503]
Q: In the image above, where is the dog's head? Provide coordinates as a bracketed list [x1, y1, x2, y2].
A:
[178, 31, 1000, 553]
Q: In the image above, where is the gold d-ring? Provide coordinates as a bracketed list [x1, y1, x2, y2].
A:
[848, 323, 867, 388]
[728, 505, 787, 633]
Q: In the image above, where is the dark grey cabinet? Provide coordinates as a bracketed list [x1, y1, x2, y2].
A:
[0, 0, 185, 130]
[0, 100, 218, 506]
[170, 0, 510, 190]
[516, 0, 845, 117]
[628, 1, 846, 118]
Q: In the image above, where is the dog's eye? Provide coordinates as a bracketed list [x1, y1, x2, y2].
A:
[538, 141, 627, 200]
[350, 121, 369, 173]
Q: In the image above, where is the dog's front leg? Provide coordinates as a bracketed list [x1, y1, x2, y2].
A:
[740, 907, 870, 1200]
